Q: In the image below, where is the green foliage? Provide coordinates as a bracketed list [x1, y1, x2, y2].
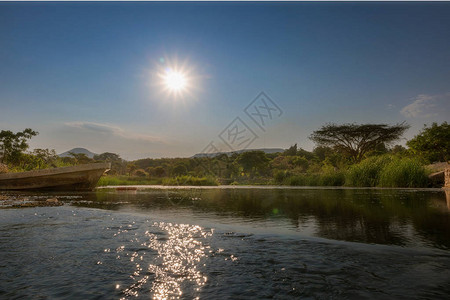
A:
[93, 152, 121, 162]
[236, 151, 270, 177]
[97, 175, 162, 186]
[16, 149, 58, 171]
[310, 123, 409, 162]
[407, 122, 450, 163]
[345, 155, 392, 187]
[292, 156, 309, 170]
[378, 158, 429, 188]
[172, 163, 188, 176]
[287, 171, 344, 186]
[68, 152, 94, 165]
[273, 170, 291, 183]
[133, 169, 148, 177]
[0, 128, 38, 164]
[153, 166, 166, 177]
[162, 176, 218, 186]
[283, 144, 297, 156]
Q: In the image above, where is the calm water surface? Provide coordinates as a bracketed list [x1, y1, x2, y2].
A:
[1, 187, 449, 299]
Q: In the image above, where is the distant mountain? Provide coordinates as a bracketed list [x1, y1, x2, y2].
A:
[58, 148, 97, 158]
[191, 148, 285, 158]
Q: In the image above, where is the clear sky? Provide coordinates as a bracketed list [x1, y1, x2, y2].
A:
[1, 2, 449, 160]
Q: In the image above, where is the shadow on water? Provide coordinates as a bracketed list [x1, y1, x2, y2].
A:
[39, 187, 450, 250]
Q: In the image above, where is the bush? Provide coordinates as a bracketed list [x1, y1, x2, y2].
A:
[133, 169, 148, 177]
[378, 158, 429, 187]
[286, 171, 345, 186]
[162, 176, 218, 186]
[319, 171, 345, 186]
[273, 170, 290, 183]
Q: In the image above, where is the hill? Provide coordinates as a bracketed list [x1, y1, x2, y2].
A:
[58, 148, 97, 158]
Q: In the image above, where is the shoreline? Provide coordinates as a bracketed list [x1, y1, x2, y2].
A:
[96, 185, 447, 192]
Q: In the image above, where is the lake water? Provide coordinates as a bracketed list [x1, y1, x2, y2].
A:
[1, 187, 449, 299]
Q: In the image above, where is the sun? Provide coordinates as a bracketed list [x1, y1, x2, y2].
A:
[155, 57, 199, 99]
[163, 70, 187, 92]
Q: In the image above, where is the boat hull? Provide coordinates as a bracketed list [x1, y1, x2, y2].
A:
[0, 163, 110, 191]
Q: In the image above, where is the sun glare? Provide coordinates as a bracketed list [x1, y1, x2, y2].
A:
[163, 70, 187, 92]
[155, 57, 199, 100]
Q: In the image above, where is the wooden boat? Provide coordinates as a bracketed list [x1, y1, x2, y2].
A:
[0, 162, 110, 191]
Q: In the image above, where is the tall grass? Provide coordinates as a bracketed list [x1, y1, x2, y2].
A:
[345, 155, 392, 187]
[286, 155, 430, 188]
[378, 158, 429, 187]
[97, 175, 162, 186]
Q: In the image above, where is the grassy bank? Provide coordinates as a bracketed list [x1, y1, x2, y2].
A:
[97, 176, 163, 186]
[97, 175, 218, 186]
[283, 155, 430, 188]
[97, 155, 431, 188]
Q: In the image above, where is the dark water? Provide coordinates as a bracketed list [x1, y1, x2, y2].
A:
[1, 188, 449, 299]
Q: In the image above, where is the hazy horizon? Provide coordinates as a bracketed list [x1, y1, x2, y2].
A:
[1, 2, 449, 160]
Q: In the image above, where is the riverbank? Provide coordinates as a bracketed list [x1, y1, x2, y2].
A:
[96, 184, 447, 192]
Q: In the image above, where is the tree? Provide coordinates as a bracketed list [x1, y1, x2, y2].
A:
[407, 122, 450, 162]
[309, 123, 409, 162]
[31, 148, 58, 169]
[94, 152, 126, 175]
[94, 152, 121, 162]
[69, 152, 94, 165]
[283, 144, 297, 156]
[153, 166, 166, 177]
[133, 169, 148, 177]
[236, 151, 270, 177]
[0, 128, 38, 164]
[172, 164, 188, 176]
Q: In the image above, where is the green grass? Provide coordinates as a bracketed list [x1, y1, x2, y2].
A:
[97, 175, 162, 186]
[378, 158, 429, 188]
[344, 155, 392, 187]
[97, 175, 219, 186]
[97, 155, 431, 188]
[285, 155, 430, 188]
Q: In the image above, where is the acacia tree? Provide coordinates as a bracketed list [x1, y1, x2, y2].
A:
[0, 128, 38, 164]
[309, 123, 409, 162]
[407, 122, 450, 162]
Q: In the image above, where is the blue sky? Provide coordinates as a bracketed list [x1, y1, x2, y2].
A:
[1, 2, 449, 159]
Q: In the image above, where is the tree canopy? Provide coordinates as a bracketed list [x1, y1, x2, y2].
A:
[236, 151, 270, 177]
[0, 128, 38, 164]
[407, 122, 450, 162]
[309, 123, 409, 162]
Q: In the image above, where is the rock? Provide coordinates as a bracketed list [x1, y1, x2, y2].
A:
[46, 198, 58, 203]
[0, 163, 8, 174]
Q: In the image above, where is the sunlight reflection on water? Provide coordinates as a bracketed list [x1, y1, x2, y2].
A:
[118, 221, 212, 299]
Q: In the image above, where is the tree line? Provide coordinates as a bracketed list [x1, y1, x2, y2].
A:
[1, 122, 449, 185]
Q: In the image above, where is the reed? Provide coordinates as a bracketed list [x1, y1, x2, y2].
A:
[97, 175, 162, 186]
[344, 155, 392, 187]
[378, 158, 429, 187]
